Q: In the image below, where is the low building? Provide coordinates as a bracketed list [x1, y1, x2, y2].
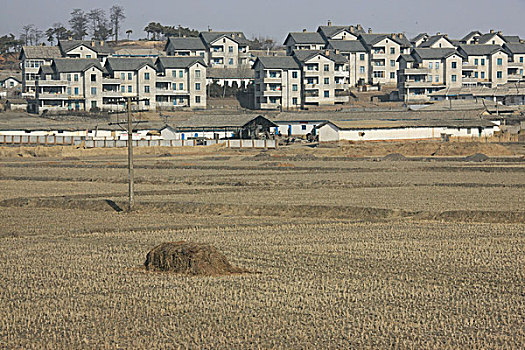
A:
[5, 98, 28, 111]
[58, 39, 114, 63]
[317, 119, 498, 142]
[0, 76, 21, 89]
[284, 31, 326, 55]
[503, 43, 525, 82]
[164, 37, 207, 60]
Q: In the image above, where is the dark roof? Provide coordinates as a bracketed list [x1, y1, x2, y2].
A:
[175, 114, 276, 128]
[199, 32, 250, 46]
[254, 56, 300, 69]
[285, 32, 326, 45]
[504, 43, 525, 54]
[6, 98, 28, 104]
[476, 33, 505, 45]
[410, 33, 428, 44]
[164, 37, 206, 51]
[39, 66, 54, 75]
[359, 33, 407, 48]
[398, 54, 415, 63]
[105, 57, 155, 72]
[317, 26, 361, 39]
[19, 46, 61, 60]
[326, 40, 367, 53]
[419, 34, 455, 48]
[460, 31, 482, 42]
[1, 76, 21, 83]
[503, 35, 522, 43]
[52, 58, 103, 73]
[413, 48, 459, 60]
[293, 50, 347, 64]
[58, 40, 114, 55]
[156, 56, 206, 70]
[458, 44, 505, 56]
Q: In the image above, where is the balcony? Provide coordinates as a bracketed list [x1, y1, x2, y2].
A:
[304, 70, 319, 77]
[263, 76, 282, 83]
[508, 74, 524, 81]
[37, 79, 68, 87]
[263, 89, 282, 96]
[304, 84, 319, 89]
[508, 62, 523, 68]
[102, 90, 123, 98]
[462, 64, 477, 71]
[38, 92, 69, 99]
[404, 81, 443, 88]
[403, 68, 429, 75]
[335, 83, 347, 90]
[102, 78, 121, 85]
[462, 77, 478, 83]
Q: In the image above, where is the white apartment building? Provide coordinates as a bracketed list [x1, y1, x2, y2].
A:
[164, 37, 208, 61]
[326, 40, 369, 86]
[503, 43, 525, 82]
[253, 56, 302, 110]
[58, 40, 114, 63]
[457, 45, 509, 87]
[199, 31, 251, 69]
[419, 34, 456, 49]
[19, 46, 61, 96]
[284, 31, 326, 55]
[33, 57, 207, 113]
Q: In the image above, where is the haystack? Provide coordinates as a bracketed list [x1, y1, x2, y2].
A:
[465, 153, 489, 162]
[144, 241, 248, 275]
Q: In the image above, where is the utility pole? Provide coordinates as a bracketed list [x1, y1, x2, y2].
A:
[127, 97, 134, 212]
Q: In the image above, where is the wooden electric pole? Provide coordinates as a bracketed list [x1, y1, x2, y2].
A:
[127, 97, 134, 212]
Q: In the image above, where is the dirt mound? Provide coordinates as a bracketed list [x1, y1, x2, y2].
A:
[259, 162, 295, 168]
[144, 241, 248, 275]
[464, 153, 489, 162]
[383, 153, 407, 161]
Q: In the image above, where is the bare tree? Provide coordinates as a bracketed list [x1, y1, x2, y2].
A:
[110, 5, 126, 42]
[69, 9, 88, 40]
[87, 9, 105, 38]
[31, 27, 44, 45]
[20, 24, 34, 45]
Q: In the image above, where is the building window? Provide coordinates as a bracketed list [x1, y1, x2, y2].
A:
[195, 70, 201, 78]
[121, 73, 125, 80]
[86, 55, 92, 58]
[179, 83, 184, 90]
[390, 60, 395, 67]
[390, 47, 395, 54]
[144, 85, 150, 93]
[497, 58, 503, 66]
[67, 74, 71, 81]
[91, 74, 96, 82]
[451, 75, 457, 82]
[195, 83, 201, 91]
[67, 87, 71, 95]
[195, 96, 201, 103]
[144, 72, 150, 80]
[360, 54, 365, 61]
[228, 46, 233, 53]
[520, 57, 524, 63]
[435, 76, 439, 82]
[128, 73, 132, 80]
[451, 62, 457, 69]
[301, 125, 307, 130]
[481, 59, 485, 66]
[121, 85, 125, 93]
[429, 62, 433, 69]
[292, 97, 298, 105]
[390, 72, 395, 79]
[428, 75, 433, 82]
[172, 70, 177, 78]
[228, 58, 234, 65]
[373, 71, 385, 78]
[324, 90, 329, 98]
[359, 66, 365, 73]
[481, 72, 485, 79]
[292, 71, 298, 79]
[435, 62, 440, 69]
[292, 84, 298, 91]
[474, 58, 479, 65]
[91, 87, 97, 95]
[474, 72, 478, 78]
[324, 78, 329, 84]
[179, 70, 183, 78]
[145, 99, 150, 106]
[128, 86, 132, 93]
[74, 87, 79, 95]
[497, 71, 503, 78]
[74, 74, 79, 82]
[324, 64, 329, 72]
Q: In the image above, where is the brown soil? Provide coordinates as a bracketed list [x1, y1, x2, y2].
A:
[144, 241, 249, 275]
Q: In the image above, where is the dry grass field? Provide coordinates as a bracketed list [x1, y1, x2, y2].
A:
[0, 142, 524, 348]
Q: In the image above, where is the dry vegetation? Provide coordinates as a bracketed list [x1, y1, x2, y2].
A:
[0, 143, 524, 348]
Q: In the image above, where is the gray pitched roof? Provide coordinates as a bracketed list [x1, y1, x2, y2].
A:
[413, 48, 459, 60]
[504, 43, 525, 54]
[458, 44, 505, 56]
[39, 66, 54, 75]
[199, 31, 250, 46]
[419, 34, 454, 48]
[293, 50, 347, 64]
[105, 57, 155, 72]
[398, 54, 415, 63]
[156, 56, 206, 70]
[359, 33, 408, 48]
[20, 46, 61, 60]
[503, 35, 521, 43]
[476, 33, 505, 45]
[52, 58, 103, 73]
[326, 40, 367, 53]
[410, 33, 428, 44]
[58, 40, 114, 55]
[254, 56, 300, 69]
[460, 31, 482, 42]
[285, 32, 326, 45]
[317, 26, 361, 39]
[165, 37, 206, 51]
[175, 114, 275, 128]
[0, 76, 21, 83]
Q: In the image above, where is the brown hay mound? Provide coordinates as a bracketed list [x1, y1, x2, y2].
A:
[464, 153, 489, 162]
[144, 241, 249, 275]
[383, 153, 407, 161]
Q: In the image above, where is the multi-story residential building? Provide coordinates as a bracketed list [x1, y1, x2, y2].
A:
[326, 40, 369, 86]
[397, 48, 464, 102]
[503, 43, 525, 82]
[459, 30, 521, 46]
[32, 57, 207, 113]
[411, 33, 429, 47]
[34, 58, 104, 112]
[457, 45, 509, 87]
[252, 56, 302, 110]
[199, 31, 250, 69]
[317, 22, 365, 41]
[19, 46, 61, 95]
[419, 34, 456, 49]
[359, 33, 410, 85]
[154, 57, 207, 109]
[58, 39, 114, 63]
[459, 31, 483, 45]
[284, 31, 326, 55]
[164, 37, 207, 60]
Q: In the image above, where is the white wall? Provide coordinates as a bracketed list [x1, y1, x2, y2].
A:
[274, 121, 320, 136]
